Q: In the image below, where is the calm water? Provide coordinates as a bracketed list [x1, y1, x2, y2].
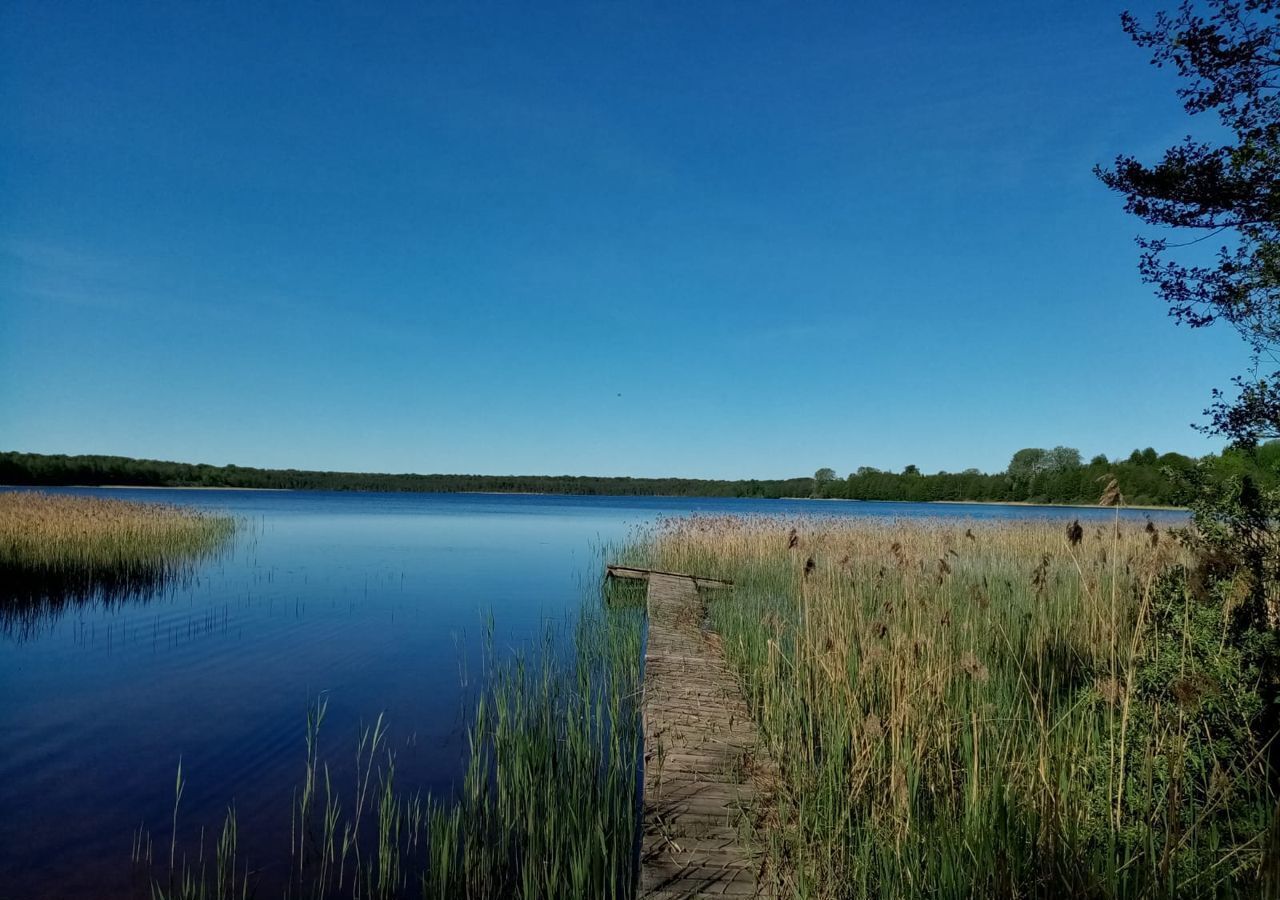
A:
[0, 488, 1186, 898]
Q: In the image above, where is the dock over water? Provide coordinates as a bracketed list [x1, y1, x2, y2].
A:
[607, 565, 773, 899]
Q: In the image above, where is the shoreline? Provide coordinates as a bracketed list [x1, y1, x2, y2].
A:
[930, 498, 1184, 512]
[0, 484, 293, 492]
[2, 485, 1186, 510]
[786, 496, 1186, 512]
[94, 485, 291, 491]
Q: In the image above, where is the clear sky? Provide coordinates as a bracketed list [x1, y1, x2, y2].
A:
[0, 1, 1253, 479]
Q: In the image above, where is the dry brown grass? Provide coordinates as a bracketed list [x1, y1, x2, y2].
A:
[0, 490, 234, 613]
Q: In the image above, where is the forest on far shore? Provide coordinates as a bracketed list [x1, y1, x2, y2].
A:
[3, 445, 1278, 507]
[814, 444, 1280, 506]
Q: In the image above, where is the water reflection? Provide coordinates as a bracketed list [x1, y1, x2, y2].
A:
[1, 564, 211, 641]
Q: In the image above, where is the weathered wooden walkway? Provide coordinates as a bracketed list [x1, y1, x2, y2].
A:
[607, 565, 773, 899]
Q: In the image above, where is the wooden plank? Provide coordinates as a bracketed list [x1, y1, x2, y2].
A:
[638, 572, 774, 898]
[607, 564, 733, 590]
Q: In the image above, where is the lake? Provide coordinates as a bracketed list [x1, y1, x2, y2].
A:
[0, 488, 1186, 898]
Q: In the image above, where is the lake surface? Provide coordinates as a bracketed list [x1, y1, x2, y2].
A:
[0, 488, 1186, 898]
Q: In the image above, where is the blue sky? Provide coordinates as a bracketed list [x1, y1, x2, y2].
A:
[0, 1, 1253, 479]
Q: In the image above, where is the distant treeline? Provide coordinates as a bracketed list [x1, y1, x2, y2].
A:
[815, 445, 1280, 507]
[3, 446, 1276, 506]
[0, 452, 813, 498]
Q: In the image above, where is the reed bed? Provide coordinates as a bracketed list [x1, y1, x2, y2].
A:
[638, 515, 1277, 898]
[0, 491, 234, 634]
[135, 589, 645, 900]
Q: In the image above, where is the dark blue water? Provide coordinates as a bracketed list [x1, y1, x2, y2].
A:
[0, 488, 1184, 898]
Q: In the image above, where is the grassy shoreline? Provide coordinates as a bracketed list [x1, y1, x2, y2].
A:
[638, 515, 1276, 897]
[0, 491, 234, 590]
[785, 496, 1187, 511]
[927, 498, 1185, 511]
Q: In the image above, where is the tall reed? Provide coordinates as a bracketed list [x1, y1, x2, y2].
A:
[0, 490, 234, 635]
[640, 515, 1277, 898]
[134, 583, 644, 899]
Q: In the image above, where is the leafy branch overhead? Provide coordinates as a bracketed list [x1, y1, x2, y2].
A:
[1097, 0, 1279, 444]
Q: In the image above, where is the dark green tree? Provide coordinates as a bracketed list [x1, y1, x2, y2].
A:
[812, 467, 838, 498]
[1097, 0, 1280, 446]
[1007, 448, 1048, 477]
[1047, 445, 1083, 470]
[1099, 0, 1280, 622]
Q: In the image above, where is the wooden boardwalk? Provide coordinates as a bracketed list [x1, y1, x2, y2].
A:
[608, 565, 773, 899]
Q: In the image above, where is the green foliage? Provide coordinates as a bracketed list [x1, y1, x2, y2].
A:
[0, 451, 815, 498]
[1, 447, 1271, 508]
[1008, 447, 1049, 477]
[834, 446, 1219, 506]
[1075, 567, 1277, 893]
[1176, 455, 1280, 637]
[1088, 447, 1280, 894]
[1094, 18, 1280, 879]
[1008, 446, 1082, 478]
[1097, 0, 1280, 447]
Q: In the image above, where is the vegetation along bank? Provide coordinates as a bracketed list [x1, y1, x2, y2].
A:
[0, 491, 235, 637]
[6, 443, 1280, 506]
[633, 514, 1279, 897]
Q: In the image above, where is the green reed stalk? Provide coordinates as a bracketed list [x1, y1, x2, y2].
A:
[137, 551, 644, 900]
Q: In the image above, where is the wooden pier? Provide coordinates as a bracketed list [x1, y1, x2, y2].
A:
[607, 565, 773, 899]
